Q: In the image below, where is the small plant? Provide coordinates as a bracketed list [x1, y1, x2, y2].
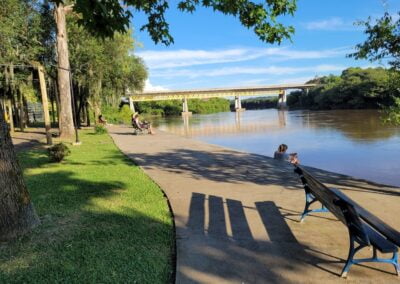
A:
[48, 143, 71, 162]
[94, 124, 107, 134]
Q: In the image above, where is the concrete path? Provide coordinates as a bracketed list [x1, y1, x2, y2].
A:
[108, 125, 400, 284]
[11, 128, 47, 151]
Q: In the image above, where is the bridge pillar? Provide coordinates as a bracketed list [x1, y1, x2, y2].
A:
[129, 97, 135, 113]
[277, 90, 288, 109]
[182, 97, 192, 116]
[235, 96, 245, 112]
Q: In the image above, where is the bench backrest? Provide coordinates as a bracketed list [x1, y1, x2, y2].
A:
[294, 166, 370, 246]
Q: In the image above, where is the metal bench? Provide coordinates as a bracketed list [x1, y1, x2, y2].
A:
[294, 166, 399, 278]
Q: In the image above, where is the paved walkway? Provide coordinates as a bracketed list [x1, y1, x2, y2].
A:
[108, 125, 400, 284]
[11, 128, 47, 151]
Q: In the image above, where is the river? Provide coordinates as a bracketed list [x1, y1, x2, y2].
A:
[152, 109, 400, 187]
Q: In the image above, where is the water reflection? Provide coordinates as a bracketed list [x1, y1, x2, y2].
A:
[296, 110, 399, 142]
[153, 109, 400, 186]
[155, 110, 289, 137]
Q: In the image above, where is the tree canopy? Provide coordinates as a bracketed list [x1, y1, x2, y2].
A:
[288, 67, 395, 110]
[70, 0, 296, 44]
[349, 11, 400, 124]
[349, 12, 400, 70]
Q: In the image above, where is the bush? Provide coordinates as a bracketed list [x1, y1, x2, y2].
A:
[101, 105, 133, 124]
[94, 124, 108, 134]
[48, 143, 71, 162]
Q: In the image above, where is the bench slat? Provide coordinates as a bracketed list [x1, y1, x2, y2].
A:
[331, 188, 400, 247]
[363, 225, 398, 253]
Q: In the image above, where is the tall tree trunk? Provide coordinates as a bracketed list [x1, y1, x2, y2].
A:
[55, 3, 74, 139]
[81, 100, 86, 126]
[38, 66, 53, 145]
[23, 96, 29, 128]
[11, 94, 19, 129]
[51, 97, 56, 124]
[86, 102, 90, 127]
[18, 89, 25, 132]
[76, 89, 83, 129]
[54, 79, 61, 125]
[0, 103, 40, 241]
[7, 100, 14, 133]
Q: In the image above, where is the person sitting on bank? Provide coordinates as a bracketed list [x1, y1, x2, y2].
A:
[132, 113, 155, 134]
[98, 115, 107, 125]
[274, 144, 299, 164]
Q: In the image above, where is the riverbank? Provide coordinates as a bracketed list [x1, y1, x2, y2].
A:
[1, 130, 174, 283]
[153, 109, 400, 187]
[109, 124, 400, 283]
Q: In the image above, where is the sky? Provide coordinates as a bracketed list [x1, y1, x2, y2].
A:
[131, 0, 400, 91]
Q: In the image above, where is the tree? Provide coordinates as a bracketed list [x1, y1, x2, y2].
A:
[0, 102, 40, 241]
[350, 12, 400, 124]
[52, 0, 296, 138]
[0, 0, 48, 240]
[1, 0, 297, 241]
[67, 16, 147, 123]
[350, 12, 400, 70]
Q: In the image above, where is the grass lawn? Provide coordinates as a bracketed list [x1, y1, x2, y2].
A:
[0, 130, 174, 283]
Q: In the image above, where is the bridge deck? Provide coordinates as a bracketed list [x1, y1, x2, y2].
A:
[131, 83, 316, 101]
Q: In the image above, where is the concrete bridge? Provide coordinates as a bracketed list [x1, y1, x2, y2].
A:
[129, 83, 316, 115]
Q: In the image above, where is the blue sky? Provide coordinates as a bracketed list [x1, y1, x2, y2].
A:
[131, 0, 400, 91]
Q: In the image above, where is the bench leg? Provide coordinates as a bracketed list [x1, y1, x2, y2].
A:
[341, 235, 366, 278]
[342, 238, 399, 278]
[393, 252, 399, 276]
[300, 193, 329, 222]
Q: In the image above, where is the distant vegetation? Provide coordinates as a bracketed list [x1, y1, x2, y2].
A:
[288, 67, 399, 110]
[135, 98, 230, 116]
[236, 97, 279, 110]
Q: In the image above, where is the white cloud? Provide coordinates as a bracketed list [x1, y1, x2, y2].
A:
[143, 79, 169, 92]
[151, 64, 346, 79]
[137, 47, 349, 69]
[304, 17, 357, 31]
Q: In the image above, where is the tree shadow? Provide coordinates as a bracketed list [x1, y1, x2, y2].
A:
[177, 193, 346, 283]
[0, 208, 174, 283]
[1, 152, 175, 283]
[126, 148, 301, 189]
[123, 146, 400, 198]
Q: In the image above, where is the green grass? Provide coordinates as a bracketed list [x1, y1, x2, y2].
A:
[0, 131, 174, 283]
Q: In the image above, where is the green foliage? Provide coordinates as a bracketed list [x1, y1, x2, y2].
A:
[48, 143, 71, 162]
[94, 124, 107, 134]
[1, 131, 174, 282]
[349, 11, 400, 124]
[136, 100, 182, 116]
[288, 67, 394, 110]
[68, 18, 148, 112]
[350, 12, 400, 70]
[0, 0, 46, 64]
[238, 97, 279, 110]
[101, 105, 133, 124]
[189, 98, 230, 114]
[382, 97, 400, 125]
[136, 98, 230, 116]
[72, 0, 296, 45]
